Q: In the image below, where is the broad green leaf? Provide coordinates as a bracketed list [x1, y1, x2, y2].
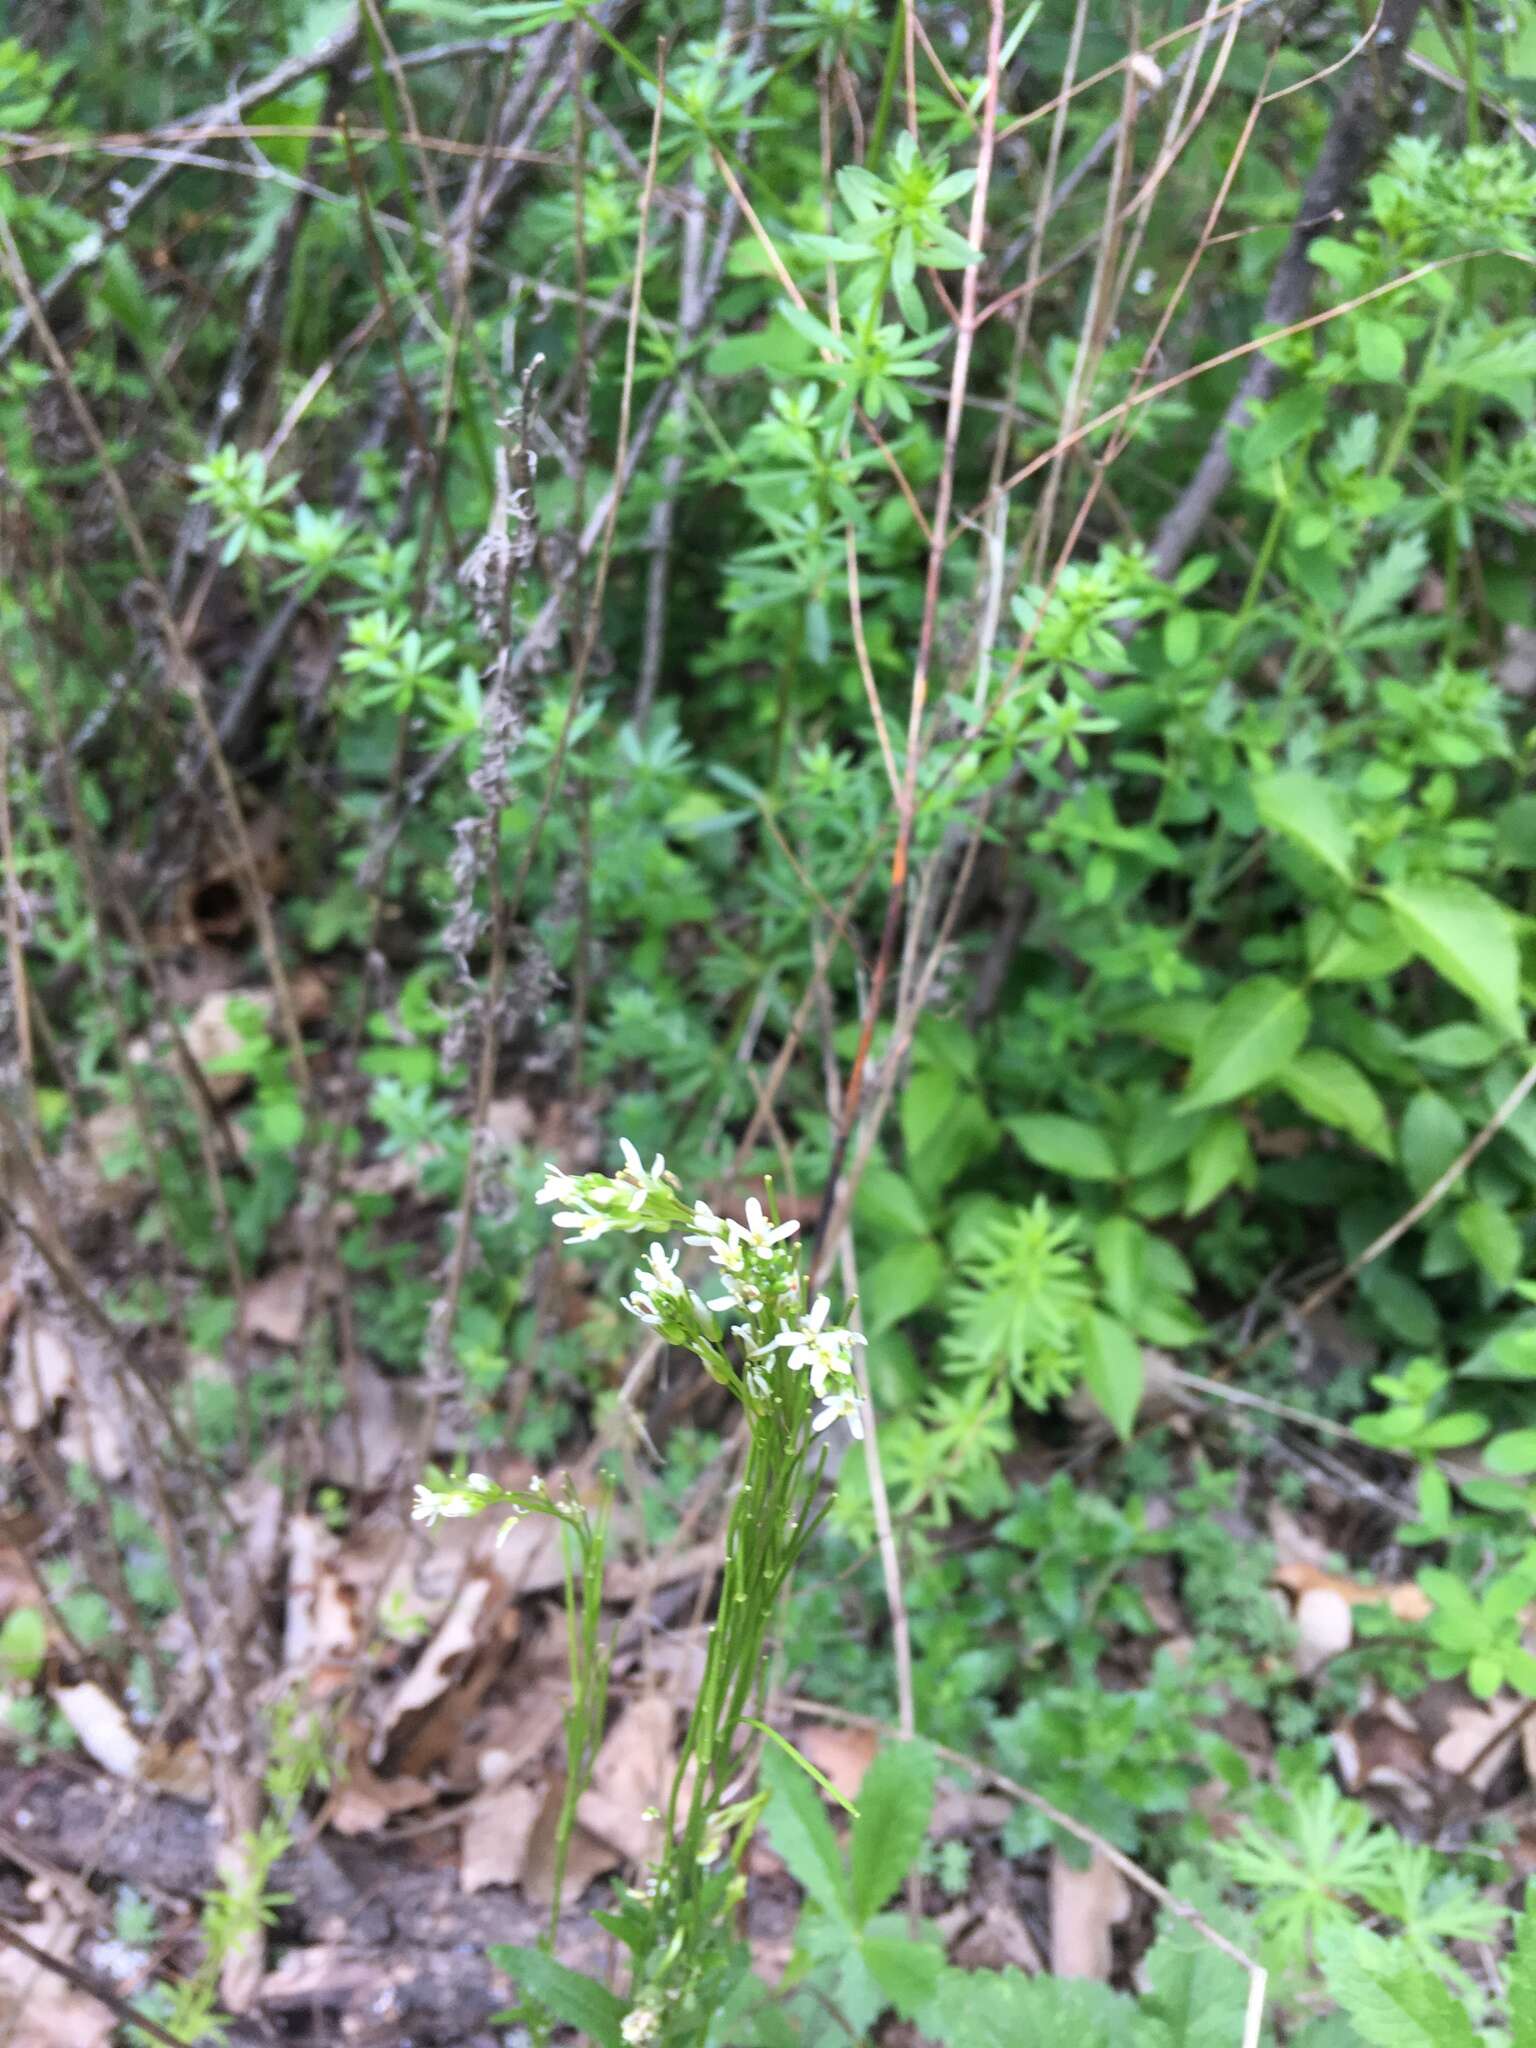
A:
[921, 1967, 1134, 2048]
[1457, 1199, 1523, 1289]
[1117, 999, 1214, 1056]
[1317, 1927, 1479, 2048]
[1400, 1092, 1466, 1199]
[1384, 880, 1523, 1040]
[1007, 1113, 1120, 1183]
[855, 1167, 933, 1242]
[1180, 978, 1310, 1113]
[1139, 1904, 1254, 2048]
[1079, 1313, 1144, 1441]
[1308, 905, 1413, 981]
[1485, 1430, 1536, 1476]
[488, 1948, 629, 2048]
[1184, 1114, 1253, 1214]
[1278, 1048, 1393, 1160]
[1123, 1101, 1201, 1178]
[860, 1929, 943, 2017]
[1094, 1216, 1148, 1320]
[1356, 317, 1406, 381]
[1253, 770, 1354, 882]
[0, 1607, 46, 1683]
[1407, 1023, 1501, 1068]
[861, 1240, 945, 1339]
[761, 1739, 853, 1924]
[850, 1741, 938, 1924]
[902, 1066, 958, 1162]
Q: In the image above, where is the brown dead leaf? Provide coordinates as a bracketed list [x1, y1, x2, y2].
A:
[52, 1683, 142, 1778]
[241, 1264, 312, 1347]
[379, 1575, 498, 1735]
[469, 1692, 568, 1790]
[141, 1739, 214, 1804]
[1049, 1846, 1129, 1981]
[0, 1910, 113, 2048]
[320, 1362, 405, 1489]
[330, 1750, 434, 1836]
[461, 1782, 542, 1893]
[1434, 1695, 1530, 1791]
[1333, 1710, 1433, 1810]
[797, 1723, 878, 1807]
[954, 1896, 1045, 1974]
[1274, 1561, 1431, 1624]
[577, 1695, 675, 1866]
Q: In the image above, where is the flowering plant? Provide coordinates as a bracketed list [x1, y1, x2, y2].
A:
[414, 1142, 866, 2046]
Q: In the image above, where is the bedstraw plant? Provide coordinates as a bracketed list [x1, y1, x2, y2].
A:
[413, 1140, 865, 2047]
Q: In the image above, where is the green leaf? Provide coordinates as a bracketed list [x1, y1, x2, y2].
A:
[1139, 1904, 1254, 2048]
[1094, 1216, 1146, 1321]
[1384, 880, 1523, 1040]
[1317, 1927, 1479, 2048]
[487, 1948, 629, 2048]
[849, 1741, 938, 1924]
[1340, 533, 1430, 638]
[1511, 1881, 1536, 2048]
[861, 1240, 945, 1339]
[1079, 1313, 1144, 1441]
[1180, 978, 1310, 1113]
[1407, 1023, 1501, 1068]
[1278, 1048, 1393, 1160]
[761, 1738, 853, 1924]
[1118, 999, 1215, 1056]
[1184, 1114, 1253, 1214]
[1457, 1199, 1523, 1289]
[0, 1607, 46, 1683]
[1485, 1430, 1536, 1476]
[902, 1066, 958, 1162]
[1007, 1113, 1120, 1183]
[1253, 771, 1354, 882]
[1308, 905, 1414, 981]
[860, 1930, 943, 2017]
[1356, 317, 1407, 381]
[1400, 1092, 1466, 1199]
[921, 1968, 1134, 2048]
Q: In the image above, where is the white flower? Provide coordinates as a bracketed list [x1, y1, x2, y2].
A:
[621, 2005, 660, 2045]
[551, 1207, 617, 1242]
[411, 1481, 486, 1527]
[812, 1383, 864, 1440]
[617, 1137, 668, 1210]
[734, 1197, 799, 1253]
[534, 1163, 580, 1206]
[621, 1242, 691, 1328]
[770, 1294, 866, 1396]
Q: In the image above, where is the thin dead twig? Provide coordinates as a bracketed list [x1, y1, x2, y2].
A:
[810, 0, 1007, 1279]
[0, 8, 362, 364]
[1147, 0, 1424, 579]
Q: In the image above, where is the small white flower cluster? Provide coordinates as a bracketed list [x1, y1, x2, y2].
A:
[543, 1146, 867, 1440]
[536, 1138, 677, 1241]
[686, 1196, 799, 1315]
[410, 1473, 498, 1526]
[757, 1293, 866, 1440]
[682, 1200, 865, 1437]
[620, 2002, 661, 2045]
[620, 1241, 718, 1348]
